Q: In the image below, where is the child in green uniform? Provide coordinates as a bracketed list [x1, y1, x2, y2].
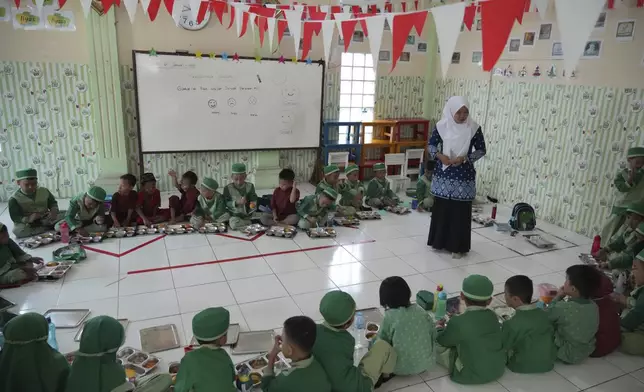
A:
[612, 250, 644, 355]
[415, 161, 435, 212]
[312, 291, 396, 392]
[317, 165, 354, 217]
[601, 146, 644, 247]
[296, 187, 338, 230]
[55, 186, 107, 237]
[436, 274, 505, 385]
[0, 223, 43, 285]
[223, 163, 259, 230]
[502, 275, 556, 373]
[9, 168, 64, 238]
[547, 265, 600, 364]
[190, 177, 228, 228]
[0, 313, 70, 392]
[174, 307, 236, 392]
[339, 164, 365, 215]
[365, 163, 399, 209]
[377, 277, 435, 383]
[596, 204, 644, 271]
[263, 316, 331, 392]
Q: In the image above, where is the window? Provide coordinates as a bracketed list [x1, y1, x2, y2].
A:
[339, 53, 376, 125]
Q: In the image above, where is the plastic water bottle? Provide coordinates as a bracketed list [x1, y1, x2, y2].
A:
[46, 317, 59, 351]
[591, 235, 601, 255]
[435, 292, 448, 320]
[355, 312, 365, 330]
[433, 284, 444, 312]
[59, 221, 70, 244]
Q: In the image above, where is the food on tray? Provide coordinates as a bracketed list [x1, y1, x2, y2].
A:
[249, 357, 268, 369]
[249, 372, 262, 384]
[46, 262, 58, 267]
[128, 352, 148, 364]
[365, 332, 377, 340]
[236, 364, 250, 374]
[142, 358, 158, 369]
[117, 348, 134, 358]
[366, 323, 379, 332]
[124, 367, 137, 379]
[169, 362, 180, 374]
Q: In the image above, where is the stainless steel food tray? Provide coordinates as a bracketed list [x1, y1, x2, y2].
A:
[579, 253, 598, 265]
[231, 330, 275, 355]
[0, 296, 16, 312]
[116, 346, 160, 380]
[523, 234, 555, 248]
[190, 323, 241, 346]
[43, 308, 90, 328]
[139, 324, 181, 353]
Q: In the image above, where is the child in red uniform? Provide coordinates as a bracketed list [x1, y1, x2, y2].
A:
[591, 273, 621, 357]
[135, 173, 163, 225]
[168, 170, 199, 224]
[260, 168, 300, 227]
[110, 174, 138, 228]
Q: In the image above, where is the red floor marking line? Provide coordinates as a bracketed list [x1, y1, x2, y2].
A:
[126, 239, 377, 275]
[215, 232, 265, 242]
[81, 234, 167, 258]
[80, 245, 120, 257]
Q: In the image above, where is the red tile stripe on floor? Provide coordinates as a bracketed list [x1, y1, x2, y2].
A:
[126, 239, 377, 275]
[81, 234, 167, 258]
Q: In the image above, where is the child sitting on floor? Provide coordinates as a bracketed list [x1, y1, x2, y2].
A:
[312, 291, 396, 392]
[135, 173, 163, 225]
[339, 164, 366, 214]
[223, 163, 258, 230]
[261, 168, 300, 227]
[502, 275, 556, 373]
[0, 222, 43, 285]
[365, 163, 399, 209]
[317, 165, 353, 217]
[110, 174, 138, 228]
[416, 161, 435, 212]
[9, 168, 63, 238]
[191, 177, 228, 228]
[55, 186, 107, 236]
[612, 250, 644, 356]
[376, 277, 435, 384]
[296, 187, 337, 230]
[436, 274, 505, 385]
[590, 273, 621, 357]
[262, 316, 331, 392]
[174, 307, 236, 392]
[547, 265, 600, 364]
[596, 203, 644, 271]
[168, 170, 200, 224]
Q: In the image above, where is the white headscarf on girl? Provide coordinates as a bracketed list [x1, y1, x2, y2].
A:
[436, 96, 479, 167]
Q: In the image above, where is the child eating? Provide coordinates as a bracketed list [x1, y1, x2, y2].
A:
[56, 186, 107, 236]
[9, 168, 63, 238]
[547, 265, 600, 364]
[610, 250, 644, 356]
[296, 187, 338, 230]
[174, 307, 236, 392]
[365, 163, 399, 209]
[262, 316, 331, 392]
[415, 161, 435, 212]
[0, 222, 43, 285]
[436, 274, 505, 384]
[168, 170, 200, 224]
[596, 204, 644, 271]
[223, 163, 258, 230]
[109, 173, 138, 228]
[339, 164, 365, 214]
[502, 275, 556, 373]
[135, 173, 163, 225]
[317, 165, 353, 217]
[260, 168, 300, 227]
[191, 177, 228, 227]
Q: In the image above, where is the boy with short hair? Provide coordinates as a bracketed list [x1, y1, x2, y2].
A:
[547, 265, 600, 364]
[261, 168, 300, 227]
[317, 165, 354, 217]
[9, 168, 63, 238]
[613, 250, 644, 356]
[339, 164, 365, 215]
[596, 204, 644, 271]
[110, 174, 138, 228]
[55, 186, 108, 236]
[436, 274, 505, 384]
[416, 161, 435, 212]
[190, 177, 228, 227]
[296, 187, 337, 230]
[174, 307, 236, 392]
[502, 275, 556, 373]
[135, 173, 164, 225]
[365, 163, 399, 209]
[223, 163, 258, 230]
[312, 291, 396, 392]
[263, 316, 331, 392]
[168, 170, 200, 224]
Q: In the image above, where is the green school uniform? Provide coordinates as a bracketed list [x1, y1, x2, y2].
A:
[602, 167, 644, 246]
[340, 179, 364, 207]
[415, 175, 433, 209]
[311, 323, 372, 392]
[174, 346, 236, 392]
[262, 356, 331, 392]
[620, 285, 644, 355]
[436, 307, 505, 385]
[55, 193, 106, 233]
[223, 182, 258, 229]
[0, 222, 34, 285]
[9, 187, 64, 238]
[502, 304, 556, 374]
[605, 228, 643, 270]
[546, 298, 599, 364]
[192, 193, 227, 222]
[317, 179, 355, 216]
[316, 179, 340, 195]
[296, 195, 336, 229]
[365, 178, 398, 205]
[377, 305, 436, 375]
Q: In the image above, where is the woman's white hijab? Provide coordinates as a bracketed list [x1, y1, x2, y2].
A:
[436, 96, 479, 168]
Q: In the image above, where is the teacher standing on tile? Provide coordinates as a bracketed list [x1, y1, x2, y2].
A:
[427, 96, 486, 259]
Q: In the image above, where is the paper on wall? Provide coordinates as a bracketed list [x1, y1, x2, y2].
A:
[12, 6, 45, 30]
[44, 9, 75, 31]
[0, 0, 11, 22]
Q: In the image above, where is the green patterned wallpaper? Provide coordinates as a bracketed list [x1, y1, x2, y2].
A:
[435, 77, 644, 236]
[0, 61, 100, 201]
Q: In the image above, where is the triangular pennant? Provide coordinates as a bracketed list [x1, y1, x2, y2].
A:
[430, 2, 465, 78]
[147, 0, 162, 21]
[233, 4, 250, 37]
[100, 0, 116, 14]
[334, 12, 352, 40]
[341, 19, 358, 52]
[515, 0, 528, 24]
[277, 19, 288, 45]
[258, 16, 267, 46]
[163, 0, 172, 14]
[80, 0, 93, 17]
[196, 0, 209, 24]
[171, 0, 182, 26]
[533, 0, 549, 19]
[301, 21, 322, 60]
[463, 4, 476, 31]
[365, 15, 385, 72]
[212, 0, 226, 23]
[321, 20, 335, 65]
[140, 0, 151, 15]
[123, 0, 138, 22]
[285, 9, 303, 57]
[390, 11, 428, 71]
[480, 0, 523, 71]
[554, 0, 605, 76]
[34, 0, 44, 12]
[319, 5, 329, 17]
[58, 0, 67, 8]
[267, 17, 277, 50]
[248, 12, 256, 39]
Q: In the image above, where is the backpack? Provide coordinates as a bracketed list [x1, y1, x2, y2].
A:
[509, 203, 536, 231]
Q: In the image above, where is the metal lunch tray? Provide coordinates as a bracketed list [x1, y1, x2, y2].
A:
[139, 324, 181, 353]
[199, 223, 228, 234]
[472, 214, 494, 227]
[75, 318, 129, 342]
[43, 308, 90, 328]
[0, 296, 16, 312]
[495, 222, 512, 232]
[579, 253, 598, 265]
[190, 323, 241, 346]
[231, 330, 275, 355]
[265, 225, 297, 238]
[235, 353, 291, 386]
[523, 234, 555, 248]
[356, 307, 384, 324]
[386, 206, 411, 215]
[243, 224, 268, 236]
[334, 217, 360, 226]
[116, 346, 160, 380]
[306, 227, 337, 238]
[356, 211, 381, 220]
[37, 262, 74, 280]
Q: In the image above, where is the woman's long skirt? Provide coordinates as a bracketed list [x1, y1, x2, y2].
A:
[427, 196, 472, 253]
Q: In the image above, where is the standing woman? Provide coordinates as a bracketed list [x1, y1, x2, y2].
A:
[427, 96, 486, 258]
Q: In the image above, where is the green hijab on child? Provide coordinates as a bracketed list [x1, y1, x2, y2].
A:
[0, 312, 70, 392]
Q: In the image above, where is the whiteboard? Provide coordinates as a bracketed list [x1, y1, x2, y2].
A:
[134, 52, 324, 152]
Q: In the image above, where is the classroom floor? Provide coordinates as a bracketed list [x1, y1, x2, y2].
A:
[1, 183, 643, 392]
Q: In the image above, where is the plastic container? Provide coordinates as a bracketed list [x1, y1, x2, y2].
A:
[433, 284, 444, 312]
[354, 312, 365, 330]
[59, 222, 70, 244]
[411, 198, 419, 209]
[591, 235, 601, 255]
[434, 292, 448, 320]
[47, 317, 59, 351]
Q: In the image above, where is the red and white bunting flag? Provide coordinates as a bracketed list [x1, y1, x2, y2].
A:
[285, 9, 304, 57]
[390, 11, 427, 71]
[80, 0, 93, 17]
[321, 19, 335, 65]
[533, 0, 549, 20]
[365, 15, 385, 71]
[233, 3, 250, 37]
[480, 0, 524, 71]
[333, 12, 352, 40]
[432, 2, 466, 77]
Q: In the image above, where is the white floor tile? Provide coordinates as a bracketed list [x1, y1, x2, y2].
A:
[228, 275, 289, 304]
[554, 358, 625, 390]
[461, 262, 514, 285]
[54, 297, 119, 321]
[584, 375, 644, 392]
[214, 242, 260, 260]
[167, 245, 216, 266]
[306, 247, 358, 267]
[264, 252, 318, 273]
[424, 268, 470, 295]
[220, 257, 274, 281]
[293, 235, 338, 249]
[339, 281, 382, 310]
[239, 297, 302, 330]
[631, 368, 644, 383]
[176, 282, 237, 313]
[361, 257, 419, 279]
[404, 274, 437, 298]
[426, 376, 508, 392]
[603, 350, 644, 373]
[378, 375, 425, 391]
[2, 280, 62, 313]
[291, 289, 335, 321]
[400, 252, 465, 273]
[325, 262, 380, 287]
[164, 234, 210, 250]
[118, 289, 180, 321]
[207, 233, 245, 247]
[171, 263, 226, 288]
[63, 253, 119, 281]
[419, 366, 450, 381]
[499, 370, 580, 392]
[119, 242, 170, 272]
[277, 269, 337, 295]
[528, 247, 585, 273]
[379, 237, 430, 256]
[343, 242, 396, 261]
[333, 227, 374, 246]
[493, 256, 554, 277]
[58, 276, 119, 305]
[393, 383, 432, 392]
[118, 270, 174, 296]
[470, 241, 520, 262]
[253, 236, 301, 254]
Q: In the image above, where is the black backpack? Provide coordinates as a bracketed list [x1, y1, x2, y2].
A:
[509, 203, 536, 231]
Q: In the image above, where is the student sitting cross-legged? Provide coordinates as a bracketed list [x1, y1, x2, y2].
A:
[596, 203, 644, 271]
[260, 168, 300, 227]
[611, 250, 644, 356]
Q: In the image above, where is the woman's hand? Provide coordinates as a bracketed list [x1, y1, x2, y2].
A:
[452, 156, 466, 166]
[437, 154, 451, 166]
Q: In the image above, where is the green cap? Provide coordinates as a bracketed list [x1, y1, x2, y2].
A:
[86, 186, 107, 202]
[462, 274, 494, 301]
[320, 186, 338, 201]
[201, 177, 219, 191]
[627, 147, 644, 158]
[416, 290, 435, 311]
[232, 163, 247, 174]
[637, 222, 644, 236]
[637, 249, 644, 263]
[627, 202, 644, 217]
[319, 291, 356, 326]
[345, 164, 359, 175]
[15, 168, 37, 180]
[373, 162, 386, 171]
[324, 165, 340, 176]
[192, 307, 230, 342]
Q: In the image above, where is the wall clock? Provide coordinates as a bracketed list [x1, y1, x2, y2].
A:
[178, 5, 210, 31]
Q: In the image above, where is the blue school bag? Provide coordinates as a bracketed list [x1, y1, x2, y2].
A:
[509, 203, 536, 231]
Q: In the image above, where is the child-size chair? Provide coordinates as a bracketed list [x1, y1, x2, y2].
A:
[384, 153, 407, 192]
[404, 148, 424, 180]
[327, 151, 349, 180]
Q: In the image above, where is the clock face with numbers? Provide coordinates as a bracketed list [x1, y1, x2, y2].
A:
[178, 5, 210, 31]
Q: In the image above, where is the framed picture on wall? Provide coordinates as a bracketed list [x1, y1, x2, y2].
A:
[539, 23, 552, 40]
[509, 38, 521, 52]
[595, 12, 606, 30]
[417, 42, 427, 53]
[451, 52, 461, 64]
[582, 40, 602, 58]
[400, 52, 411, 62]
[551, 41, 563, 57]
[476, 19, 482, 31]
[616, 19, 636, 42]
[471, 51, 482, 64]
[523, 31, 536, 46]
[352, 31, 364, 43]
[406, 35, 416, 45]
[379, 50, 391, 62]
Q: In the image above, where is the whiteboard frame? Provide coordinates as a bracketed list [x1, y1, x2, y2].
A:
[131, 50, 325, 173]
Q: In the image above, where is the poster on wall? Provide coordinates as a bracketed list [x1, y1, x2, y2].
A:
[615, 19, 635, 42]
[11, 7, 45, 30]
[0, 0, 9, 22]
[44, 9, 75, 31]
